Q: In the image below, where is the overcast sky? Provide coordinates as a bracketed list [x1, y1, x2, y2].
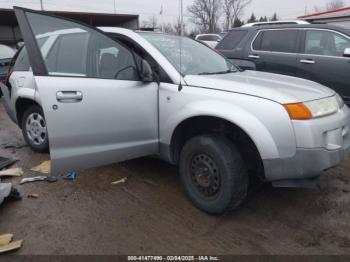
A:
[1, 0, 350, 24]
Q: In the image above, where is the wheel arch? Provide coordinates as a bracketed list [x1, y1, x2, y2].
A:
[168, 115, 267, 179]
[15, 97, 41, 128]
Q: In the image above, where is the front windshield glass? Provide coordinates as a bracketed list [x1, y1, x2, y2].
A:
[140, 33, 238, 76]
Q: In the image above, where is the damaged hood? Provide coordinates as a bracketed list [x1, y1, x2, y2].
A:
[184, 70, 335, 104]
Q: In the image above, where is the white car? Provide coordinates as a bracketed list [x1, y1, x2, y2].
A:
[195, 34, 222, 48]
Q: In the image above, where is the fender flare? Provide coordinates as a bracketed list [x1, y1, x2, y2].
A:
[162, 100, 282, 160]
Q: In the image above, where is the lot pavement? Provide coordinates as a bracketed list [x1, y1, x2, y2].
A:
[1, 99, 350, 255]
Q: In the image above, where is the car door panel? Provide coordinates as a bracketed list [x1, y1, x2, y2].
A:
[14, 7, 159, 175]
[249, 30, 300, 76]
[36, 77, 158, 174]
[297, 30, 350, 105]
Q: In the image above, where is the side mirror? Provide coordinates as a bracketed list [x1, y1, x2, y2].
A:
[140, 59, 153, 82]
[344, 48, 350, 58]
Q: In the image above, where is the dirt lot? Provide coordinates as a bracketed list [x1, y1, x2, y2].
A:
[1, 100, 350, 255]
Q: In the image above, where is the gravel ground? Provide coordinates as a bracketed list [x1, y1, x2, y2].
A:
[0, 99, 350, 255]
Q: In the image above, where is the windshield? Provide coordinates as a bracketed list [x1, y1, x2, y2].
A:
[139, 33, 238, 76]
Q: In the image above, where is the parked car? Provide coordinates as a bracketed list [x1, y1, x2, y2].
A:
[195, 34, 222, 48]
[219, 32, 228, 38]
[1, 8, 350, 214]
[0, 44, 15, 97]
[217, 24, 350, 105]
[242, 20, 309, 27]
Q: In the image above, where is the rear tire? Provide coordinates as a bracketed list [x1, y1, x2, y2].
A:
[179, 134, 248, 215]
[21, 105, 49, 153]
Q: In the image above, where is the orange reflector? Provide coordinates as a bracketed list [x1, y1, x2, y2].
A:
[283, 103, 312, 120]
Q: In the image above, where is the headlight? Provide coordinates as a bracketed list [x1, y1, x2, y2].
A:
[336, 93, 345, 109]
[284, 96, 341, 120]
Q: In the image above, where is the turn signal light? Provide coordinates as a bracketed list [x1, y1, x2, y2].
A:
[283, 103, 312, 120]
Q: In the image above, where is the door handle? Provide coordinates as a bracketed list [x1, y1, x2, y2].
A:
[56, 91, 83, 103]
[300, 59, 315, 64]
[248, 54, 260, 59]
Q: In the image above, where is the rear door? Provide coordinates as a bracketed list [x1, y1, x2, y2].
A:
[297, 29, 350, 105]
[248, 29, 300, 76]
[14, 7, 159, 175]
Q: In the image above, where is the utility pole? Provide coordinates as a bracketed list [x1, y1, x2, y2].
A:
[40, 0, 44, 11]
[113, 0, 117, 14]
[179, 0, 183, 36]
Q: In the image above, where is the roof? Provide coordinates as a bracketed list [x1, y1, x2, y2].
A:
[242, 20, 309, 27]
[298, 7, 350, 21]
[0, 8, 139, 27]
[231, 24, 350, 35]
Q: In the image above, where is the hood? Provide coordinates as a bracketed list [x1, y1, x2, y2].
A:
[184, 70, 335, 104]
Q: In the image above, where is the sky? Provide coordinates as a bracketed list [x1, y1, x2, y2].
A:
[1, 0, 350, 25]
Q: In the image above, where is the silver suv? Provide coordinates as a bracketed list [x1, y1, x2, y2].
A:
[1, 8, 350, 214]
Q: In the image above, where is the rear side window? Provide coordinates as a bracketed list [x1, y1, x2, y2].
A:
[253, 30, 299, 53]
[13, 37, 48, 72]
[216, 30, 248, 49]
[45, 33, 89, 75]
[304, 30, 350, 57]
[13, 48, 30, 71]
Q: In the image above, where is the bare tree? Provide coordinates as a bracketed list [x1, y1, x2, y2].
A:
[223, 0, 252, 31]
[188, 0, 222, 33]
[326, 0, 345, 10]
[141, 16, 159, 29]
[313, 0, 344, 12]
[161, 19, 187, 35]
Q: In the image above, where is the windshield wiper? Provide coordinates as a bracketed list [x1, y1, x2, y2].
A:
[198, 69, 237, 75]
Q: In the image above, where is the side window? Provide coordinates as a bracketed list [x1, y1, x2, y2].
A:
[252, 32, 263, 50]
[46, 33, 89, 75]
[304, 30, 350, 57]
[255, 30, 299, 53]
[217, 30, 248, 49]
[24, 11, 140, 81]
[91, 37, 139, 81]
[13, 37, 48, 71]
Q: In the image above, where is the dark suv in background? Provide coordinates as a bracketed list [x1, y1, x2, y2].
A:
[217, 25, 350, 105]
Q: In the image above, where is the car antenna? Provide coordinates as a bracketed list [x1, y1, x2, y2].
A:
[178, 0, 183, 92]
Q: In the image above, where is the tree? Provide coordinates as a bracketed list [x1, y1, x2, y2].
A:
[247, 13, 257, 23]
[233, 18, 244, 27]
[141, 15, 158, 29]
[223, 0, 252, 30]
[259, 16, 268, 22]
[326, 0, 345, 10]
[173, 17, 187, 35]
[188, 0, 222, 33]
[313, 0, 345, 12]
[270, 12, 278, 21]
[162, 23, 175, 34]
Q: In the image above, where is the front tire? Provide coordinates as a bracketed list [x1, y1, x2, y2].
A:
[21, 105, 49, 153]
[179, 134, 248, 215]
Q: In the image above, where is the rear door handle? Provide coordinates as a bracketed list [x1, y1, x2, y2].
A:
[56, 91, 83, 103]
[300, 59, 315, 64]
[248, 54, 260, 59]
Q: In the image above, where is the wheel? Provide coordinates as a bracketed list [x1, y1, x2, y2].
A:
[179, 134, 248, 215]
[21, 105, 49, 153]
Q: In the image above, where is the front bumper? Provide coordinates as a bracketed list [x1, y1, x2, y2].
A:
[264, 145, 350, 181]
[263, 105, 350, 181]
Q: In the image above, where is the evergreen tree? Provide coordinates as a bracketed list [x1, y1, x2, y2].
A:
[247, 13, 257, 23]
[271, 12, 278, 21]
[233, 18, 244, 27]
